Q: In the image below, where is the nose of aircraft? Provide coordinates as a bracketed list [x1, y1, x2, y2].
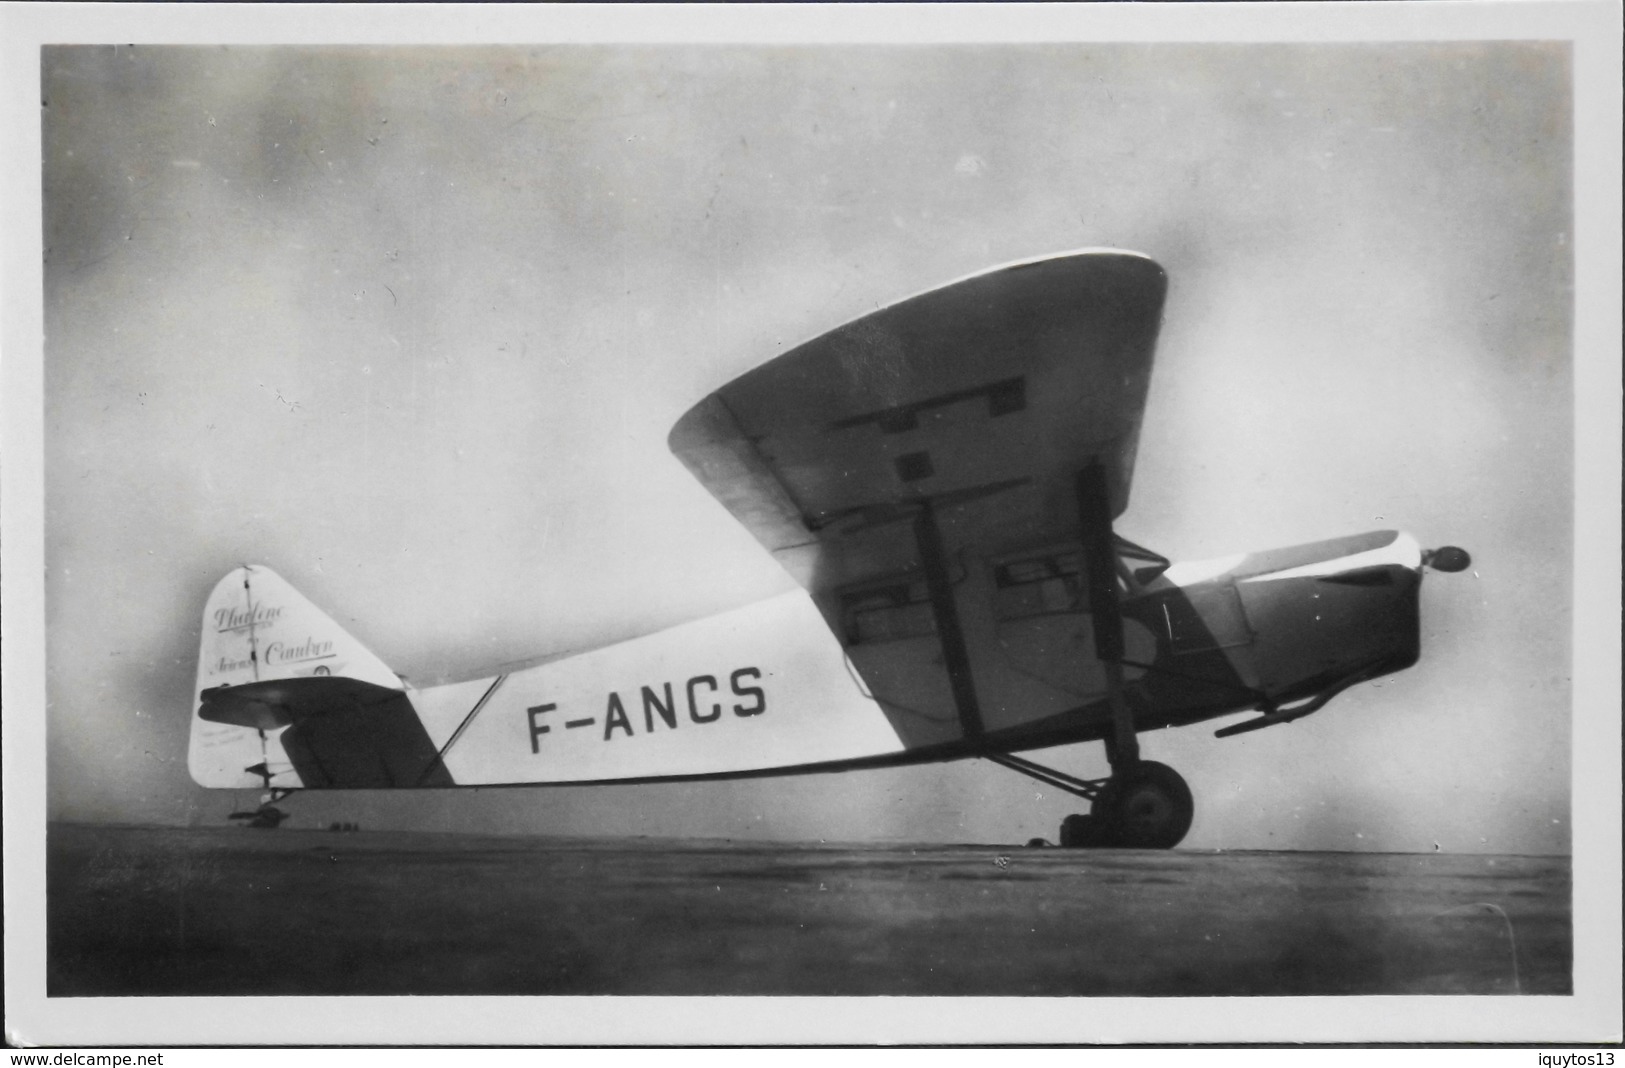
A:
[1422, 545, 1472, 572]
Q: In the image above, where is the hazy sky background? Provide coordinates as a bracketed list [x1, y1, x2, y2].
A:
[38, 41, 1574, 853]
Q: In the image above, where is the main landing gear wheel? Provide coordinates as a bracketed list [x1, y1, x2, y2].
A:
[1059, 761, 1194, 849]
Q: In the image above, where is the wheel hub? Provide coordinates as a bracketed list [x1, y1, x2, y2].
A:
[1120, 784, 1177, 832]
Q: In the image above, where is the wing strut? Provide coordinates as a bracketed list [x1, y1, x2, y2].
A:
[1077, 463, 1140, 770]
[913, 499, 985, 738]
[416, 673, 508, 786]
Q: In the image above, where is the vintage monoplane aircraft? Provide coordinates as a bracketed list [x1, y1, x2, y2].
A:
[189, 249, 1470, 847]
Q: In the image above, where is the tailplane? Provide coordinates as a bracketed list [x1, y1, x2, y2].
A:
[188, 566, 447, 790]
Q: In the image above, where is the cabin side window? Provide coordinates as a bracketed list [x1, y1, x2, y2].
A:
[840, 580, 936, 644]
[993, 550, 1087, 620]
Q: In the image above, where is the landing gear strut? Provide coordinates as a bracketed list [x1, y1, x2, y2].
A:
[992, 752, 1194, 849]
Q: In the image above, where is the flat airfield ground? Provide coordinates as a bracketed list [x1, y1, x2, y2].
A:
[46, 823, 1569, 997]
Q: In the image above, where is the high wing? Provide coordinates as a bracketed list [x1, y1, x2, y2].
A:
[668, 249, 1168, 604]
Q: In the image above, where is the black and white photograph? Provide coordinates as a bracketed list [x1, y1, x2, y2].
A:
[4, 1, 1620, 1048]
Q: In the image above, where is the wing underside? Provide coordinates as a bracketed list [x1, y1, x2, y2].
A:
[670, 250, 1168, 600]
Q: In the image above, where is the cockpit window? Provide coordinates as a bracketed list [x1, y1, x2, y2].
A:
[1158, 584, 1253, 654]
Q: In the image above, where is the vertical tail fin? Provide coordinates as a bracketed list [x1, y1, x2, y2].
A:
[188, 565, 403, 789]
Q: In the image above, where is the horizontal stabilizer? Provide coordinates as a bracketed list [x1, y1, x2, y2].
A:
[198, 676, 411, 731]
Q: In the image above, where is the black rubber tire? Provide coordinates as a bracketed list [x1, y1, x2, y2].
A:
[1091, 760, 1194, 849]
[1058, 812, 1112, 848]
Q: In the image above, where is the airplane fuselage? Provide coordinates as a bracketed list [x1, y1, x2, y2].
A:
[190, 529, 1430, 791]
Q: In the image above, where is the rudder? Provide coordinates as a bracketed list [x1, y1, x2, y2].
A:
[188, 566, 449, 790]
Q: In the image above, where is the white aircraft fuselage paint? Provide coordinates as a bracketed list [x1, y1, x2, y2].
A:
[409, 589, 907, 785]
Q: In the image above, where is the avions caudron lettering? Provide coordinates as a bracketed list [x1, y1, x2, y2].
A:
[188, 250, 1471, 847]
